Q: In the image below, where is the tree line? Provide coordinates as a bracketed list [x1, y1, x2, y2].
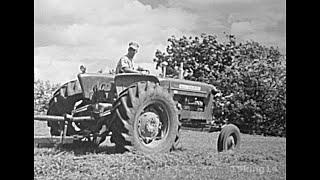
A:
[154, 33, 286, 137]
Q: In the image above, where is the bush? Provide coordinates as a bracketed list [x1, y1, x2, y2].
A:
[153, 33, 286, 137]
[34, 79, 60, 114]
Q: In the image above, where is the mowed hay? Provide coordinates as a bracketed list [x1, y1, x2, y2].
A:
[34, 123, 286, 180]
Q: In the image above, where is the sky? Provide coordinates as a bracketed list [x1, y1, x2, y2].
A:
[34, 0, 286, 84]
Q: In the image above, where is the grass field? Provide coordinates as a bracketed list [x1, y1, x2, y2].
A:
[34, 121, 286, 179]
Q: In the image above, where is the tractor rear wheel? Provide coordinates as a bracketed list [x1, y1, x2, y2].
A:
[217, 124, 241, 152]
[47, 94, 83, 136]
[46, 106, 61, 136]
[111, 81, 180, 154]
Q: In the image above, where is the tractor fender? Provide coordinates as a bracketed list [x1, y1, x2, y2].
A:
[114, 73, 160, 95]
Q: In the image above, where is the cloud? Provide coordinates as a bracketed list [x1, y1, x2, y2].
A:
[34, 0, 200, 83]
[231, 21, 254, 37]
[35, 0, 285, 83]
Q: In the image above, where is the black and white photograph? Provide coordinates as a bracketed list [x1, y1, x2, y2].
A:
[34, 0, 286, 179]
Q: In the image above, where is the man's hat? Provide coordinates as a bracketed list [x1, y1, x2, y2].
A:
[129, 42, 139, 50]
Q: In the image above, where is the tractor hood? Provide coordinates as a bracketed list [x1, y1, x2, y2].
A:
[158, 77, 217, 97]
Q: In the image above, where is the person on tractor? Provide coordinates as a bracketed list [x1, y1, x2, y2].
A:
[115, 42, 149, 74]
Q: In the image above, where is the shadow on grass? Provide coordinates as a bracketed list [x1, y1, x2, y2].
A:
[54, 141, 125, 155]
[36, 140, 187, 156]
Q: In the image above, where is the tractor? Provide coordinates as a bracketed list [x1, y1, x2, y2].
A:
[34, 64, 241, 153]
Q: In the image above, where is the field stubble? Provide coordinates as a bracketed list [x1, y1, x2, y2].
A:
[34, 121, 286, 180]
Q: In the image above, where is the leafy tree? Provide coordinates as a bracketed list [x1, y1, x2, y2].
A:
[34, 79, 60, 114]
[154, 33, 286, 136]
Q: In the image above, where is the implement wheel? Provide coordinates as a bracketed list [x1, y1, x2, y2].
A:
[217, 124, 241, 152]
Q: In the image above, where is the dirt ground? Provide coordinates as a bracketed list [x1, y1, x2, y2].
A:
[34, 121, 286, 179]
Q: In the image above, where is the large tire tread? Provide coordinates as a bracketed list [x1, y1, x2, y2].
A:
[111, 81, 180, 154]
[46, 93, 83, 136]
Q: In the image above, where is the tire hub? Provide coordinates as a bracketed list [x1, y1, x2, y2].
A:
[227, 135, 235, 149]
[137, 112, 162, 143]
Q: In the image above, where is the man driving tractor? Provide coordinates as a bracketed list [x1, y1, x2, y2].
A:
[115, 42, 149, 74]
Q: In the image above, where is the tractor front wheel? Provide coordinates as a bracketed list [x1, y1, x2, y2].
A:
[217, 124, 241, 152]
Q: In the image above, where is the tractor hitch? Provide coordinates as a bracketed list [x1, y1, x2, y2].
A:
[34, 109, 112, 145]
[34, 114, 94, 122]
